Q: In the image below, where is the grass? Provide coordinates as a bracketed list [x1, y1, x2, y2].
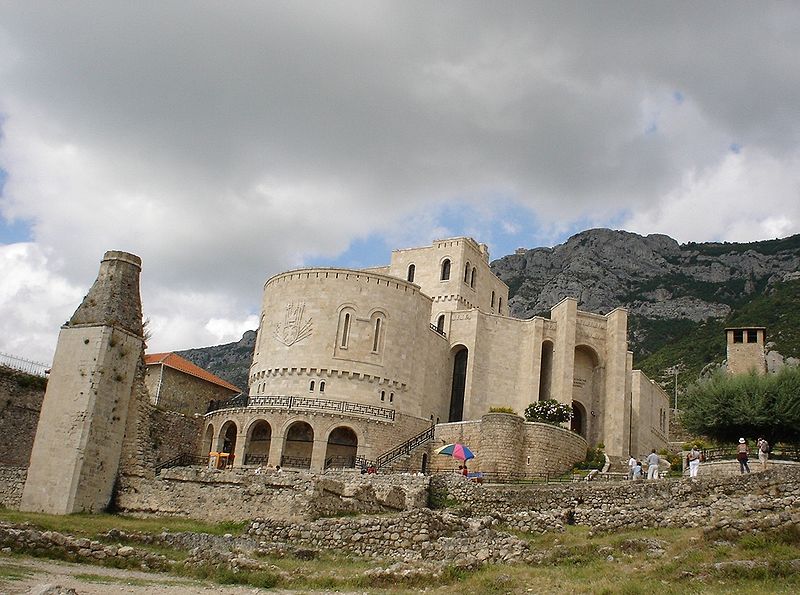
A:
[3, 511, 800, 593]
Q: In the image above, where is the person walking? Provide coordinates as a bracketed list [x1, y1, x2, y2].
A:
[646, 449, 660, 480]
[688, 445, 701, 478]
[757, 437, 770, 471]
[737, 438, 751, 474]
[628, 455, 637, 480]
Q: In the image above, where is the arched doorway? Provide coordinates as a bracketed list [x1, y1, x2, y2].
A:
[203, 424, 214, 455]
[572, 345, 600, 443]
[245, 420, 271, 466]
[421, 453, 428, 474]
[219, 421, 238, 468]
[571, 401, 587, 437]
[449, 347, 468, 422]
[282, 421, 314, 469]
[538, 340, 554, 400]
[324, 426, 358, 469]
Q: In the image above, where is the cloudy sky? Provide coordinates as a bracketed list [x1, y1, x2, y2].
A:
[1, 2, 799, 364]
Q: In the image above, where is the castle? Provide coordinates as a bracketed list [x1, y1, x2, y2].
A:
[204, 237, 670, 473]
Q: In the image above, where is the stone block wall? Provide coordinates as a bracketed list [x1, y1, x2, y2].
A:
[0, 367, 45, 466]
[113, 468, 429, 522]
[0, 466, 27, 508]
[433, 466, 800, 535]
[430, 415, 586, 477]
[147, 365, 238, 417]
[149, 408, 205, 467]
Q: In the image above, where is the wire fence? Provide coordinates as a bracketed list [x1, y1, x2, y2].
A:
[0, 352, 50, 377]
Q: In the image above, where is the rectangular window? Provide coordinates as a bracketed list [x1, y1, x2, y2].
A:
[733, 330, 744, 343]
[747, 329, 758, 343]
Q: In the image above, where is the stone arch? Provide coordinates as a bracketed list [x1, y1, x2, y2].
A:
[282, 420, 314, 469]
[218, 420, 238, 468]
[572, 344, 601, 443]
[571, 400, 587, 437]
[440, 258, 451, 281]
[244, 419, 272, 465]
[538, 340, 554, 401]
[449, 345, 469, 422]
[203, 423, 215, 455]
[324, 426, 359, 469]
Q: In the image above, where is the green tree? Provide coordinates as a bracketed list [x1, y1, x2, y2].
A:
[682, 366, 800, 443]
[524, 399, 573, 425]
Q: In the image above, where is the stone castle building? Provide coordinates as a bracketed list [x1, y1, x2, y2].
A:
[205, 237, 670, 473]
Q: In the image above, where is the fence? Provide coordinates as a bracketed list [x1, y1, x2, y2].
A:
[702, 444, 800, 463]
[0, 352, 49, 378]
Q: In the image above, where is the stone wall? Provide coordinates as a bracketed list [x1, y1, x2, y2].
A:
[430, 414, 587, 477]
[0, 367, 45, 466]
[149, 408, 205, 467]
[147, 365, 237, 417]
[113, 468, 429, 522]
[434, 466, 800, 535]
[0, 466, 27, 509]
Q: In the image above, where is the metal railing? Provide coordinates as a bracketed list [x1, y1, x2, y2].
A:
[701, 444, 800, 463]
[281, 455, 311, 469]
[155, 453, 208, 474]
[0, 352, 50, 377]
[226, 394, 396, 422]
[325, 455, 357, 469]
[429, 324, 447, 337]
[244, 454, 268, 466]
[356, 424, 435, 470]
[452, 470, 625, 484]
[206, 393, 249, 413]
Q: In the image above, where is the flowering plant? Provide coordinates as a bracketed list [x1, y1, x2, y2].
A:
[524, 399, 573, 425]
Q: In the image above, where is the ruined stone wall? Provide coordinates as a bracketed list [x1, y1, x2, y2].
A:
[0, 466, 27, 509]
[113, 468, 429, 522]
[149, 408, 205, 467]
[0, 367, 45, 466]
[149, 366, 237, 417]
[434, 466, 800, 535]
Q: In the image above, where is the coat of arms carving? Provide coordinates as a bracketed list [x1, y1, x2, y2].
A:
[273, 302, 313, 346]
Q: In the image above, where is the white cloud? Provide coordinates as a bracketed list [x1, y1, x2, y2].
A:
[0, 2, 799, 361]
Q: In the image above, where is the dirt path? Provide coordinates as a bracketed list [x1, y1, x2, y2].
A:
[0, 554, 302, 594]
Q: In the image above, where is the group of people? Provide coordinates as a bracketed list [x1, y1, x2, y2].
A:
[627, 449, 664, 480]
[253, 464, 282, 474]
[627, 437, 771, 480]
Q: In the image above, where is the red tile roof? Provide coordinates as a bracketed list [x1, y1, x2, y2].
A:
[144, 352, 241, 393]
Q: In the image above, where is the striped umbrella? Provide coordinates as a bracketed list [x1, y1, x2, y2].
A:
[435, 443, 475, 461]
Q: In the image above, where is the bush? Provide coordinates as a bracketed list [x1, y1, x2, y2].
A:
[488, 406, 516, 414]
[574, 445, 605, 470]
[524, 400, 573, 425]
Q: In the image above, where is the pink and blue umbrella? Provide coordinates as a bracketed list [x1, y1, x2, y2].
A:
[435, 443, 475, 461]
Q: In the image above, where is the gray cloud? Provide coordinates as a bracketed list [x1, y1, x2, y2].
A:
[1, 1, 799, 360]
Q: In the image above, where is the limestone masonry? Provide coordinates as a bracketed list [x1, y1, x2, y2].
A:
[208, 236, 669, 474]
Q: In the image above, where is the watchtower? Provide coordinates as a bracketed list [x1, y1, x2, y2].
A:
[21, 251, 144, 514]
[726, 326, 767, 375]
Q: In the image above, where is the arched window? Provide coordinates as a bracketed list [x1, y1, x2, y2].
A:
[372, 317, 382, 352]
[464, 262, 470, 283]
[436, 314, 445, 333]
[498, 297, 502, 314]
[470, 267, 476, 288]
[309, 380, 315, 392]
[340, 312, 351, 348]
[389, 392, 394, 403]
[319, 380, 326, 393]
[491, 291, 496, 308]
[380, 390, 385, 402]
[407, 264, 415, 282]
[440, 259, 451, 281]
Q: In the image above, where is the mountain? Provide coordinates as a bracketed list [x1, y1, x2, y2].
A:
[177, 330, 256, 395]
[180, 230, 800, 402]
[491, 229, 800, 395]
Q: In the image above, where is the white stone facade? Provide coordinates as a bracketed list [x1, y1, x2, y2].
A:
[206, 237, 669, 472]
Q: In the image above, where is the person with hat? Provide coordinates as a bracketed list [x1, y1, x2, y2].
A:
[737, 438, 750, 474]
